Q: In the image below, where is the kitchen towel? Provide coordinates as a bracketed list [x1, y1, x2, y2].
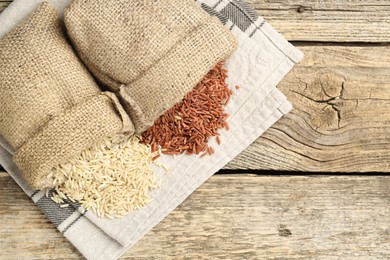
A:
[77, 13, 299, 246]
[0, 0, 303, 259]
[66, 0, 303, 245]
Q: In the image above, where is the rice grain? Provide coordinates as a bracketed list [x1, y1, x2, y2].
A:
[49, 134, 159, 219]
[141, 62, 233, 157]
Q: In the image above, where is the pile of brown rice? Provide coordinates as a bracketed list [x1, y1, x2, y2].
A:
[141, 61, 233, 157]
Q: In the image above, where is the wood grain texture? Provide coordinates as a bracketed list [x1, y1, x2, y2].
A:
[1, 172, 389, 259]
[226, 44, 390, 172]
[0, 0, 389, 259]
[247, 0, 390, 42]
[1, 0, 390, 42]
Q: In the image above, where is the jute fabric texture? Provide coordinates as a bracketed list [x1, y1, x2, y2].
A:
[0, 2, 133, 189]
[64, 0, 237, 133]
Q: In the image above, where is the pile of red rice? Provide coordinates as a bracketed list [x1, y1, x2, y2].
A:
[141, 61, 233, 158]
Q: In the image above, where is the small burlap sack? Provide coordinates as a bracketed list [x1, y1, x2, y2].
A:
[0, 2, 134, 189]
[64, 0, 237, 133]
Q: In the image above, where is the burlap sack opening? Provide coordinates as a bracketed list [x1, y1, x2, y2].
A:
[119, 17, 237, 133]
[64, 0, 237, 133]
[0, 2, 134, 189]
[13, 93, 131, 189]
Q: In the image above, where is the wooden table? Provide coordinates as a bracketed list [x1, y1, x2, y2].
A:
[1, 0, 389, 258]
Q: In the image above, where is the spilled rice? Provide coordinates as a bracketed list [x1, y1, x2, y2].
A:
[141, 61, 234, 157]
[47, 134, 160, 219]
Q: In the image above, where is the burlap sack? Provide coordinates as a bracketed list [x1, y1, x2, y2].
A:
[64, 0, 237, 133]
[0, 2, 134, 189]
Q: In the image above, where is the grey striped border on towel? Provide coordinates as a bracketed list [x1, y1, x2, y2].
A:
[200, 0, 265, 38]
[31, 189, 83, 233]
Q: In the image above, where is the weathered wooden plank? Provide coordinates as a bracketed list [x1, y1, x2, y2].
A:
[1, 0, 390, 42]
[227, 44, 390, 172]
[1, 172, 389, 259]
[248, 0, 390, 42]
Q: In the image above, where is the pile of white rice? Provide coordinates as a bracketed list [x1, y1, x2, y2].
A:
[48, 134, 160, 219]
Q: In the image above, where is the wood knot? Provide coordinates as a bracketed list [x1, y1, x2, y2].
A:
[278, 224, 292, 237]
[297, 6, 305, 13]
[295, 71, 346, 130]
